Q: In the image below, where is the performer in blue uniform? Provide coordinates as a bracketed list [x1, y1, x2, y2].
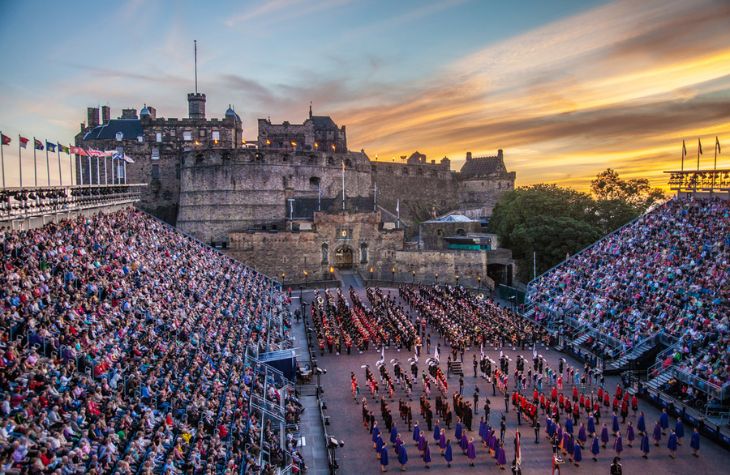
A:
[613, 432, 623, 459]
[640, 432, 650, 459]
[626, 421, 635, 448]
[573, 441, 582, 466]
[422, 441, 432, 469]
[412, 423, 420, 446]
[444, 439, 453, 467]
[653, 420, 662, 447]
[675, 417, 685, 445]
[600, 423, 610, 448]
[467, 437, 476, 467]
[380, 445, 389, 472]
[398, 443, 408, 471]
[690, 427, 700, 457]
[591, 435, 600, 462]
[667, 429, 678, 459]
[637, 411, 646, 435]
[659, 408, 669, 435]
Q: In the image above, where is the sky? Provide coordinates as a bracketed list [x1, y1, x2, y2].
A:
[0, 0, 729, 190]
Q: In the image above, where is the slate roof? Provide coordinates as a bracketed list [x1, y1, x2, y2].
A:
[310, 115, 338, 130]
[459, 156, 507, 178]
[425, 214, 475, 223]
[83, 119, 144, 141]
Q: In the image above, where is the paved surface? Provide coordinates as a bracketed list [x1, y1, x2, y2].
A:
[298, 285, 730, 475]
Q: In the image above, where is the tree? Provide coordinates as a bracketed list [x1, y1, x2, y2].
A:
[590, 168, 665, 208]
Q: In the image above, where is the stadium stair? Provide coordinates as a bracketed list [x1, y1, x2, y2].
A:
[607, 338, 657, 371]
[646, 370, 674, 393]
[573, 333, 592, 346]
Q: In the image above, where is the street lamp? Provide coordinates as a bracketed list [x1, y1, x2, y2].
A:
[329, 266, 335, 280]
[435, 272, 439, 284]
[456, 274, 460, 286]
[315, 367, 327, 398]
[412, 270, 416, 283]
[477, 275, 482, 289]
[391, 266, 396, 283]
[369, 266, 374, 281]
[281, 272, 286, 285]
[304, 270, 309, 286]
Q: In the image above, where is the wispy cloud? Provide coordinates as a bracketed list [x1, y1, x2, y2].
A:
[334, 0, 730, 189]
[224, 0, 352, 28]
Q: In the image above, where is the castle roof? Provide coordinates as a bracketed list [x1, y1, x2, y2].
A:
[459, 156, 507, 178]
[425, 213, 475, 223]
[310, 115, 338, 130]
[83, 119, 143, 141]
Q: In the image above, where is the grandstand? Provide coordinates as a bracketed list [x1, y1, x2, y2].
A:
[0, 206, 303, 473]
[526, 197, 730, 428]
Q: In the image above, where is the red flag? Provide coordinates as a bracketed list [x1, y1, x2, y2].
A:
[19, 136, 29, 149]
[1, 134, 10, 145]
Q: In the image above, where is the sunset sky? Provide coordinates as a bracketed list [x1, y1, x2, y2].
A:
[0, 0, 729, 189]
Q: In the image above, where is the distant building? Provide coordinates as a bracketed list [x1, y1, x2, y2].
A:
[257, 105, 347, 153]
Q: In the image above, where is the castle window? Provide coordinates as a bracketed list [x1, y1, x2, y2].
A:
[183, 131, 192, 141]
[360, 242, 368, 264]
[402, 168, 409, 176]
[327, 156, 334, 165]
[344, 158, 352, 168]
[309, 177, 321, 189]
[199, 129, 206, 137]
[151, 164, 160, 180]
[456, 228, 466, 236]
[321, 243, 329, 264]
[151, 147, 160, 160]
[156, 132, 162, 143]
[212, 131, 220, 142]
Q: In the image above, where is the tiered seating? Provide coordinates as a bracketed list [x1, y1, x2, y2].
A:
[528, 198, 729, 396]
[0, 208, 300, 473]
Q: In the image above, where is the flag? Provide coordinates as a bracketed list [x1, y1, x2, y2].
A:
[88, 148, 102, 157]
[61, 145, 70, 154]
[717, 136, 721, 154]
[698, 138, 703, 155]
[1, 134, 10, 145]
[19, 136, 29, 149]
[396, 199, 399, 214]
[682, 140, 686, 158]
[123, 155, 134, 163]
[112, 151, 123, 161]
[46, 141, 56, 152]
[515, 431, 521, 466]
[434, 345, 439, 362]
[34, 139, 44, 150]
[70, 146, 87, 156]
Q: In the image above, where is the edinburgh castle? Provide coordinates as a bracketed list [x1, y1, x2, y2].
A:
[76, 91, 516, 287]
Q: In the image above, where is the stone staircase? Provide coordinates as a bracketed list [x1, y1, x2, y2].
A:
[573, 332, 592, 346]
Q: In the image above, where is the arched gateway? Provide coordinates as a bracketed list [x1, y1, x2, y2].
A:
[334, 245, 354, 268]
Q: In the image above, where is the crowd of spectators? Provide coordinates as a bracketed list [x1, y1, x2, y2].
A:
[529, 197, 729, 391]
[0, 209, 302, 474]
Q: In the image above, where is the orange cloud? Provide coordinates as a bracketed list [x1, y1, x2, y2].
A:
[337, 0, 730, 192]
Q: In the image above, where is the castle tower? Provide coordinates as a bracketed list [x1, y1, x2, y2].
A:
[188, 93, 206, 119]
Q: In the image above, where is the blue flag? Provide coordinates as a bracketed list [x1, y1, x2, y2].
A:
[45, 141, 56, 152]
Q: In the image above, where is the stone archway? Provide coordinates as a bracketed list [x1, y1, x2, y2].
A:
[334, 245, 354, 268]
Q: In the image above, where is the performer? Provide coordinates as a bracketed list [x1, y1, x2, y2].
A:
[667, 429, 678, 459]
[611, 412, 620, 436]
[444, 439, 453, 468]
[640, 432, 650, 459]
[398, 443, 408, 471]
[422, 440, 431, 469]
[373, 423, 381, 449]
[690, 427, 700, 457]
[613, 431, 623, 459]
[637, 411, 646, 435]
[433, 420, 440, 443]
[495, 440, 507, 470]
[600, 423, 609, 448]
[573, 440, 582, 467]
[467, 437, 476, 467]
[626, 421, 635, 448]
[380, 445, 389, 472]
[439, 429, 446, 455]
[577, 422, 587, 447]
[659, 408, 669, 435]
[675, 417, 685, 445]
[455, 418, 463, 442]
[653, 420, 662, 447]
[412, 423, 420, 447]
[591, 435, 600, 462]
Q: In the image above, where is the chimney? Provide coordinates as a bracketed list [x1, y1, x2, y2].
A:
[87, 107, 99, 128]
[466, 151, 472, 161]
[147, 106, 157, 119]
[497, 149, 503, 159]
[101, 105, 111, 123]
[187, 93, 206, 119]
[121, 108, 138, 119]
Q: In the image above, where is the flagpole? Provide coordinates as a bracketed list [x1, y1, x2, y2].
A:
[69, 148, 74, 186]
[396, 198, 400, 229]
[341, 159, 345, 211]
[18, 136, 23, 189]
[111, 155, 115, 185]
[45, 142, 51, 186]
[123, 159, 127, 184]
[681, 140, 686, 172]
[103, 155, 108, 185]
[33, 137, 38, 187]
[57, 144, 62, 186]
[86, 156, 91, 185]
[96, 156, 100, 185]
[0, 131, 5, 189]
[713, 137, 719, 191]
